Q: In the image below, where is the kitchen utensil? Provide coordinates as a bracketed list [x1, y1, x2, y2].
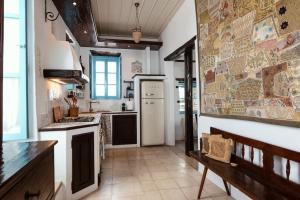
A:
[64, 97, 71, 106]
[53, 106, 62, 122]
[72, 96, 77, 107]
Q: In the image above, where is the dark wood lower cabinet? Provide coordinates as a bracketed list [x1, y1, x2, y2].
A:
[0, 141, 57, 200]
[72, 132, 94, 194]
[112, 114, 137, 145]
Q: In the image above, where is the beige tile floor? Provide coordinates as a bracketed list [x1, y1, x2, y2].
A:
[82, 144, 234, 200]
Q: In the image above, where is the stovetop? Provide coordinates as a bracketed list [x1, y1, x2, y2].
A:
[59, 116, 95, 123]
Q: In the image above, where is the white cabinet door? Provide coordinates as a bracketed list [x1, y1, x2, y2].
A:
[141, 99, 164, 146]
[141, 81, 164, 99]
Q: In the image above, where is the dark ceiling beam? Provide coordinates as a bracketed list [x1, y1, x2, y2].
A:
[97, 37, 163, 51]
[164, 36, 196, 61]
[52, 0, 97, 46]
[50, 0, 163, 50]
[175, 60, 196, 63]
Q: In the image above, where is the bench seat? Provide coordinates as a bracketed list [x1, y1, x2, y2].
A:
[190, 151, 290, 200]
[189, 127, 300, 200]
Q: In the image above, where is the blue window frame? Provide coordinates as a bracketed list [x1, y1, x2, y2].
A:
[90, 56, 121, 100]
[3, 0, 28, 141]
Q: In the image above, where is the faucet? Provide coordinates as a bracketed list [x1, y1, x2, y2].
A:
[89, 101, 99, 112]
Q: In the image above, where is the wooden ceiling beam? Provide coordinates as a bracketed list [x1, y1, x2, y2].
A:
[50, 0, 163, 50]
[96, 37, 163, 51]
[164, 36, 196, 61]
[52, 0, 98, 46]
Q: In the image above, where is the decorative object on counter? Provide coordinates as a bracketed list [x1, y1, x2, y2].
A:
[69, 107, 79, 117]
[131, 60, 143, 73]
[206, 137, 234, 163]
[53, 106, 62, 123]
[65, 96, 79, 117]
[122, 103, 126, 111]
[201, 133, 222, 154]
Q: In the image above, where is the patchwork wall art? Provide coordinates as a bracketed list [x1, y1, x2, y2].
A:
[195, 0, 300, 127]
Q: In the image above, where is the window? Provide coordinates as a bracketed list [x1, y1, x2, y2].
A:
[90, 56, 121, 99]
[3, 0, 27, 141]
[177, 81, 198, 114]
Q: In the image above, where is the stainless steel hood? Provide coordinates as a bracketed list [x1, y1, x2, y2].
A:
[43, 34, 89, 84]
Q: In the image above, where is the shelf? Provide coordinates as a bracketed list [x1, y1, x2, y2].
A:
[123, 80, 134, 83]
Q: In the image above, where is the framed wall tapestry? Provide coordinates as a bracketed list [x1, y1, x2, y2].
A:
[195, 0, 300, 127]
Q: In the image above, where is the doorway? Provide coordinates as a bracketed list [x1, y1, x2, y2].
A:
[164, 36, 198, 155]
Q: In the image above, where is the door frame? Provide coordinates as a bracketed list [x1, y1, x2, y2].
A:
[164, 36, 196, 155]
[0, 0, 4, 145]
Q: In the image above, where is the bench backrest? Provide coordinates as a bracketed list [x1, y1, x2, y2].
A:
[210, 127, 300, 198]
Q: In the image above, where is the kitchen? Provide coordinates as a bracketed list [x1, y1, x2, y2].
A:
[0, 0, 236, 200]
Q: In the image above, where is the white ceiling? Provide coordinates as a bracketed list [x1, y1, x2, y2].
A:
[91, 0, 184, 39]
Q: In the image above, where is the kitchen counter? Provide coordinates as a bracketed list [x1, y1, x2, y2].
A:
[39, 115, 101, 132]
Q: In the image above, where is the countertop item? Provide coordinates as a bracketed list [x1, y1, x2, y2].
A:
[0, 141, 57, 199]
[53, 106, 62, 123]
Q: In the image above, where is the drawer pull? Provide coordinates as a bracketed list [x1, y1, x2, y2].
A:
[25, 190, 40, 200]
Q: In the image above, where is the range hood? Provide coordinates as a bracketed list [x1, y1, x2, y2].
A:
[43, 34, 89, 85]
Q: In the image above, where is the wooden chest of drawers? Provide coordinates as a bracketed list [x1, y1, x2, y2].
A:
[0, 141, 57, 200]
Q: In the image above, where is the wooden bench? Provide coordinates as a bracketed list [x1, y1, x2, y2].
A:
[190, 127, 300, 200]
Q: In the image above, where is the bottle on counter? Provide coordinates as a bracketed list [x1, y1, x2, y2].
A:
[122, 103, 126, 111]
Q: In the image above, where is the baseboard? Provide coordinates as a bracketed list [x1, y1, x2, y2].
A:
[105, 144, 138, 149]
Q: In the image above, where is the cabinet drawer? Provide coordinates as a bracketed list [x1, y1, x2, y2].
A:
[2, 150, 55, 200]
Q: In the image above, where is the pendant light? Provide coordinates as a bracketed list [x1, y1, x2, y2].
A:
[132, 2, 142, 43]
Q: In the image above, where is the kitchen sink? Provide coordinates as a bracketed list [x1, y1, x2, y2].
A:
[60, 117, 95, 123]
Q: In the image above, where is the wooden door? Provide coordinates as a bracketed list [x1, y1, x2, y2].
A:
[112, 115, 137, 145]
[72, 132, 94, 194]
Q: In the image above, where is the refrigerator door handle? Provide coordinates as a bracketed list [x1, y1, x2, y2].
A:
[146, 93, 155, 96]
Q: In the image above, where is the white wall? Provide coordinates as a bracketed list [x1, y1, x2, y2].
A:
[160, 0, 300, 200]
[159, 0, 197, 145]
[78, 47, 160, 112]
[33, 0, 80, 130]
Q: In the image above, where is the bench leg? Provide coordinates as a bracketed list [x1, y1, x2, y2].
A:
[222, 179, 231, 196]
[198, 166, 208, 199]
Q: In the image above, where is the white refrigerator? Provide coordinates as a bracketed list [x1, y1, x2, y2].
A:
[141, 81, 165, 146]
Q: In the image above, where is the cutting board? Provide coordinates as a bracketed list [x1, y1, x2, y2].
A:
[53, 106, 62, 123]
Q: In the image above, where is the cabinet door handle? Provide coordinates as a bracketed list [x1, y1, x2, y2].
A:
[150, 102, 154, 104]
[145, 93, 154, 96]
[25, 190, 41, 200]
